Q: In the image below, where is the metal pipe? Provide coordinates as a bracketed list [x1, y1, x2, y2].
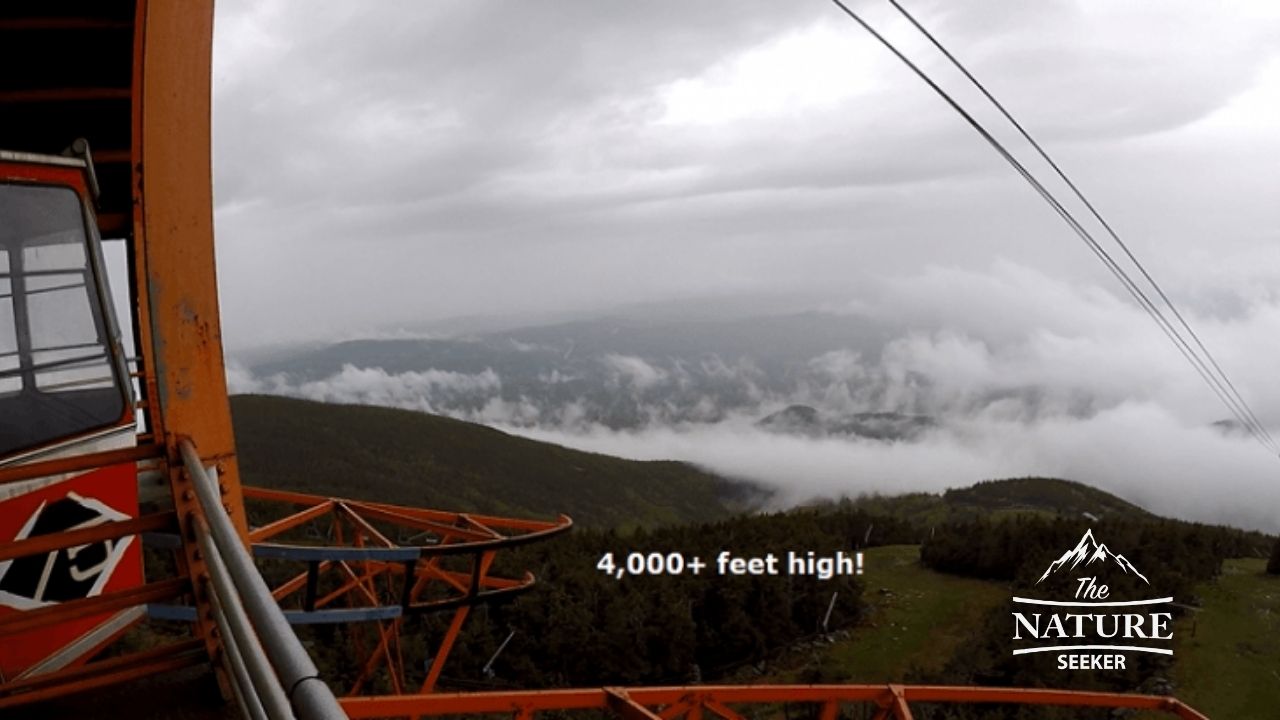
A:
[197, 521, 295, 720]
[208, 587, 270, 720]
[181, 439, 346, 720]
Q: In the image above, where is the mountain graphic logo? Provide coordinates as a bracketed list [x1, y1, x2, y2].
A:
[1035, 529, 1149, 585]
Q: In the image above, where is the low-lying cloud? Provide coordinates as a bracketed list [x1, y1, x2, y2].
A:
[230, 363, 501, 415]
[506, 402, 1280, 534]
[227, 261, 1280, 533]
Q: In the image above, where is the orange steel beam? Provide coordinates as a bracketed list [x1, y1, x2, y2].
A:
[383, 618, 405, 694]
[0, 640, 206, 710]
[246, 486, 568, 534]
[605, 688, 664, 720]
[410, 555, 453, 598]
[458, 513, 503, 539]
[134, 0, 246, 533]
[0, 577, 188, 636]
[339, 685, 1210, 719]
[685, 700, 701, 720]
[248, 499, 335, 542]
[273, 560, 334, 601]
[0, 510, 175, 562]
[407, 582, 533, 614]
[360, 500, 568, 534]
[347, 502, 498, 543]
[884, 685, 912, 720]
[418, 550, 496, 694]
[410, 565, 523, 591]
[338, 501, 398, 548]
[702, 698, 745, 720]
[242, 486, 336, 505]
[314, 570, 376, 610]
[899, 685, 1210, 718]
[414, 563, 473, 595]
[341, 688, 664, 718]
[658, 698, 693, 720]
[0, 443, 163, 487]
[419, 607, 471, 694]
[349, 617, 404, 696]
[131, 0, 237, 682]
[250, 490, 497, 543]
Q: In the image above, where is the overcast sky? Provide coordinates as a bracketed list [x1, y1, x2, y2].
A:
[210, 1, 1280, 528]
[211, 0, 1280, 347]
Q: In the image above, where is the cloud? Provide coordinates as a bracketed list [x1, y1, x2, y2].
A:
[601, 354, 669, 390]
[839, 260, 1280, 426]
[258, 364, 501, 414]
[507, 402, 1280, 534]
[224, 360, 259, 395]
[227, 255, 1280, 532]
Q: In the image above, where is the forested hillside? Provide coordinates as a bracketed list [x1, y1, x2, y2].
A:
[231, 394, 757, 528]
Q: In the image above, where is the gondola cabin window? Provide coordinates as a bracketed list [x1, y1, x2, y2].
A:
[0, 181, 129, 457]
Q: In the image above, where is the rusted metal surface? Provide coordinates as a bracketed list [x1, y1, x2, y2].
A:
[133, 0, 246, 534]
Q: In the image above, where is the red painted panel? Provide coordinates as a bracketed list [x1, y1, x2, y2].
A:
[0, 463, 142, 678]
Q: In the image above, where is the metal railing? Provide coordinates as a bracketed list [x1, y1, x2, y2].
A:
[180, 439, 347, 720]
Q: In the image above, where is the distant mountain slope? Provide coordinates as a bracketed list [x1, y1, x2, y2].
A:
[943, 477, 1151, 519]
[251, 313, 895, 381]
[230, 394, 755, 528]
[757, 404, 937, 441]
[841, 477, 1152, 526]
[242, 312, 901, 430]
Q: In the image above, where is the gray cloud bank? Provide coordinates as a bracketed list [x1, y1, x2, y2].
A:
[229, 261, 1280, 533]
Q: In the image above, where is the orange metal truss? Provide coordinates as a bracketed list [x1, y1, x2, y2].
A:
[339, 684, 1211, 720]
[242, 485, 572, 696]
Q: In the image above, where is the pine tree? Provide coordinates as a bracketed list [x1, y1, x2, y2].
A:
[1268, 537, 1280, 575]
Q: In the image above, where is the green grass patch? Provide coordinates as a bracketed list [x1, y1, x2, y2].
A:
[1172, 557, 1280, 719]
[765, 544, 1007, 683]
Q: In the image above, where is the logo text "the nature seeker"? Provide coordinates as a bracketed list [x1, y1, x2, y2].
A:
[1011, 529, 1173, 670]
